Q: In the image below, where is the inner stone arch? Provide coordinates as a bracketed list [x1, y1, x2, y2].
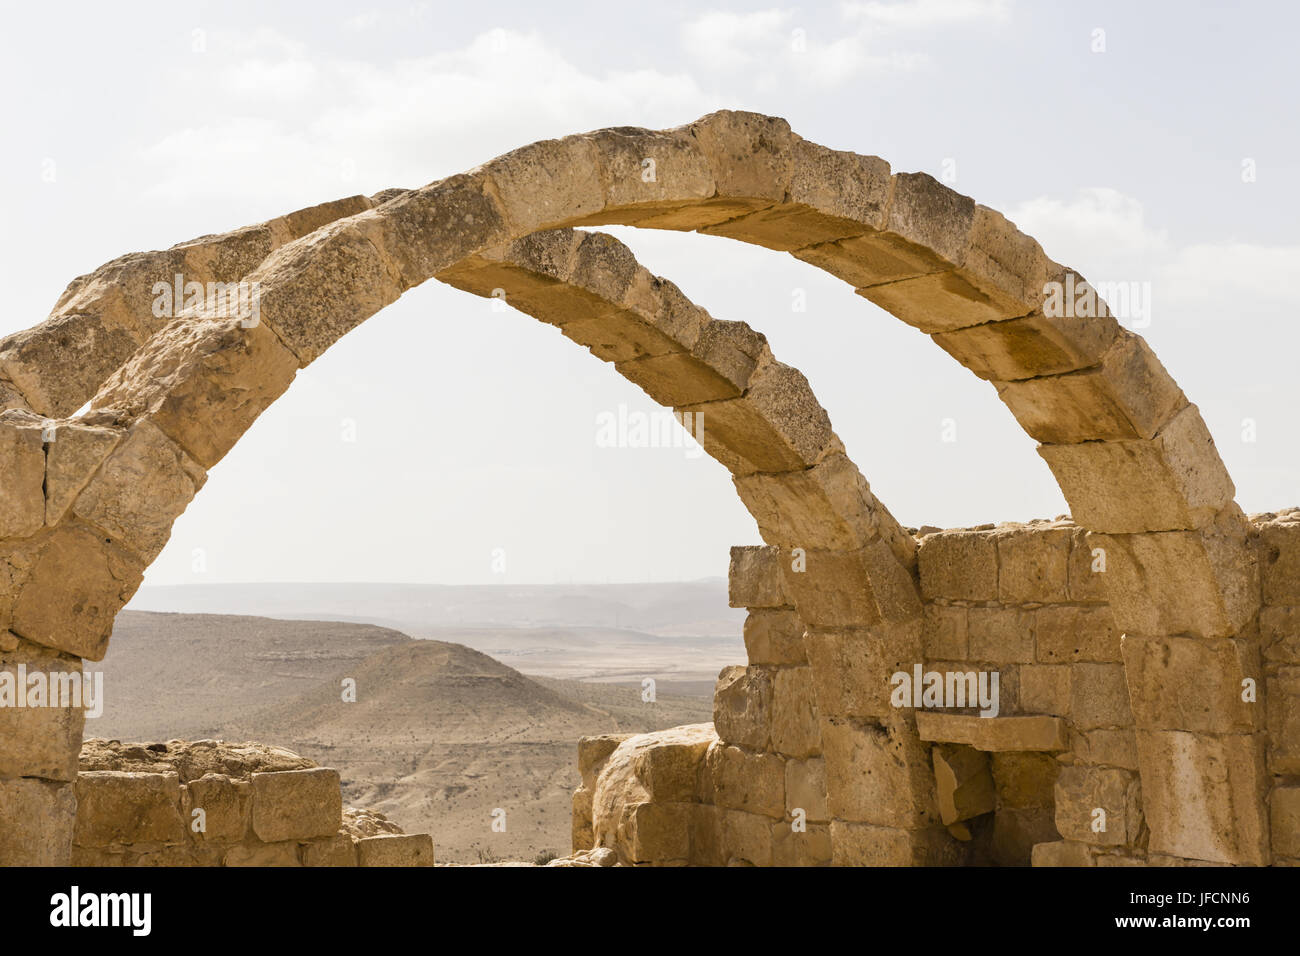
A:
[0, 110, 1279, 867]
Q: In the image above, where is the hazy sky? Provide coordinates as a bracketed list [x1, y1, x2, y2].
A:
[2, 0, 1297, 586]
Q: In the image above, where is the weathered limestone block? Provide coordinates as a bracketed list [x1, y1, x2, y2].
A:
[776, 551, 878, 629]
[1053, 765, 1143, 847]
[1266, 668, 1300, 774]
[272, 195, 375, 246]
[43, 421, 122, 525]
[71, 420, 206, 563]
[1033, 604, 1120, 663]
[932, 744, 994, 825]
[378, 173, 512, 289]
[804, 623, 921, 719]
[546, 243, 706, 365]
[771, 821, 833, 866]
[661, 320, 771, 403]
[249, 217, 407, 364]
[224, 841, 301, 867]
[1258, 515, 1300, 605]
[822, 714, 939, 827]
[581, 126, 716, 228]
[185, 773, 251, 843]
[687, 803, 723, 866]
[1133, 730, 1269, 865]
[357, 833, 435, 867]
[0, 777, 76, 865]
[91, 317, 299, 471]
[992, 752, 1059, 809]
[701, 141, 887, 251]
[436, 237, 580, 322]
[301, 832, 358, 867]
[968, 607, 1034, 664]
[916, 713, 1068, 752]
[995, 525, 1071, 603]
[923, 604, 968, 660]
[1260, 606, 1300, 665]
[779, 544, 920, 628]
[712, 665, 772, 750]
[250, 768, 343, 843]
[1271, 785, 1300, 859]
[1069, 728, 1140, 771]
[481, 134, 605, 236]
[716, 809, 774, 866]
[1070, 663, 1133, 730]
[743, 609, 807, 665]
[728, 545, 787, 609]
[1020, 664, 1070, 716]
[9, 522, 141, 661]
[681, 358, 842, 476]
[591, 725, 715, 856]
[578, 733, 631, 791]
[932, 306, 1121, 382]
[1122, 634, 1259, 734]
[860, 204, 1052, 333]
[0, 413, 46, 538]
[765, 139, 890, 237]
[613, 345, 734, 409]
[623, 802, 693, 863]
[830, 821, 961, 866]
[1088, 512, 1258, 639]
[1067, 529, 1110, 602]
[0, 308, 147, 419]
[687, 111, 795, 206]
[1031, 840, 1096, 867]
[785, 757, 828, 823]
[75, 771, 185, 847]
[995, 332, 1186, 443]
[918, 530, 998, 601]
[1039, 405, 1235, 534]
[733, 453, 894, 553]
[572, 786, 594, 852]
[771, 666, 821, 758]
[702, 742, 785, 818]
[0, 635, 85, 780]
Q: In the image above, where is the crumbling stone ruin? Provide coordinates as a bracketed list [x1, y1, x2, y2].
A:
[0, 111, 1291, 866]
[72, 738, 431, 866]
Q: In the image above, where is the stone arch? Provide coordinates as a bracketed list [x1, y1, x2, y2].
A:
[0, 110, 1266, 865]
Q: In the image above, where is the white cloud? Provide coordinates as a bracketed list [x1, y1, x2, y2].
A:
[137, 29, 718, 205]
[681, 1, 1005, 89]
[1007, 187, 1170, 272]
[682, 9, 794, 71]
[1007, 188, 1300, 325]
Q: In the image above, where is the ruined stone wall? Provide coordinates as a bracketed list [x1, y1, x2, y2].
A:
[577, 515, 1296, 866]
[71, 739, 434, 867]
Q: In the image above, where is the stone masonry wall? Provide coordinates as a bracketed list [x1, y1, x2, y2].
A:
[575, 513, 1297, 866]
[71, 739, 434, 867]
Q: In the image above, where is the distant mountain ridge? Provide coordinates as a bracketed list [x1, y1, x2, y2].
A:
[128, 580, 743, 637]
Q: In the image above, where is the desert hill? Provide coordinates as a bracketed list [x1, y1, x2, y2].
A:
[88, 610, 716, 863]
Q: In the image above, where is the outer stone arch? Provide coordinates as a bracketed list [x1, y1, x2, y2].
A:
[0, 110, 1267, 865]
